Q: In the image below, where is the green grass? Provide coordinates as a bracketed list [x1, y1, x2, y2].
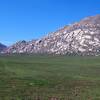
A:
[0, 54, 100, 100]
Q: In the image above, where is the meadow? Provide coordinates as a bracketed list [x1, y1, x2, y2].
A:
[0, 54, 100, 100]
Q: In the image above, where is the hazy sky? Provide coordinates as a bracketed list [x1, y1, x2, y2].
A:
[0, 0, 100, 45]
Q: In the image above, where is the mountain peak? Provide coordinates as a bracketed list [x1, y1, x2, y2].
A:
[80, 15, 100, 24]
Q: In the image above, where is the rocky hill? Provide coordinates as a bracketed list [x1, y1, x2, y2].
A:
[4, 15, 100, 56]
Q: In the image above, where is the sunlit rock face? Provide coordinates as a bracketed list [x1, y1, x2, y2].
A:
[4, 15, 100, 56]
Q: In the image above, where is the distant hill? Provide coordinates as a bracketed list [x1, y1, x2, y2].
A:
[4, 15, 100, 56]
[0, 43, 7, 52]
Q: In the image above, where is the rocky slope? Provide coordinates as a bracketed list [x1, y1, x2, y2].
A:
[4, 15, 100, 56]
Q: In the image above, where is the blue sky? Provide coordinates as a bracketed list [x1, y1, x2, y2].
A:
[0, 0, 100, 46]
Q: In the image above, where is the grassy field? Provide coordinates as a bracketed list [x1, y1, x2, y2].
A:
[0, 54, 100, 100]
